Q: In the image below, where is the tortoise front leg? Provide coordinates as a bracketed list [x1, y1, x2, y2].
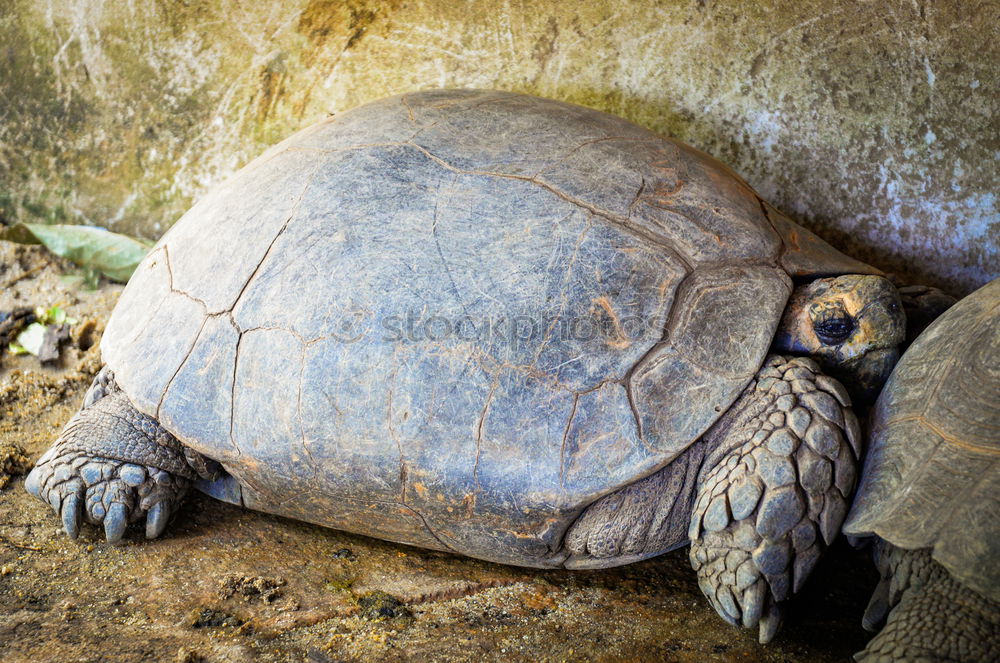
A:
[24, 367, 216, 543]
[688, 355, 862, 642]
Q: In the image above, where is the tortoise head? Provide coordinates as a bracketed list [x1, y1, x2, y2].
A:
[773, 275, 905, 405]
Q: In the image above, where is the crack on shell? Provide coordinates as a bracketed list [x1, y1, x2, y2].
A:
[474, 379, 499, 496]
[559, 394, 580, 490]
[163, 244, 211, 312]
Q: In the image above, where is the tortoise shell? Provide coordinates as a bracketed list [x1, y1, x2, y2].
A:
[101, 90, 876, 566]
[844, 277, 1000, 601]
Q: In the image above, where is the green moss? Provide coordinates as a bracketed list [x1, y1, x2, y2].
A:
[324, 577, 356, 592]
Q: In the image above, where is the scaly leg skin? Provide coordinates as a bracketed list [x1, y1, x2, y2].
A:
[688, 355, 862, 643]
[856, 542, 1000, 663]
[24, 366, 219, 543]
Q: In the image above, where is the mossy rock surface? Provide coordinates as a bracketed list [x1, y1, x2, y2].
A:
[1, 0, 997, 293]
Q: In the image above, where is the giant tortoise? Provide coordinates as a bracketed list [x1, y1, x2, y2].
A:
[844, 277, 999, 662]
[26, 90, 906, 642]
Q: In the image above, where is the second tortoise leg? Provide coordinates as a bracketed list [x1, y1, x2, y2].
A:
[855, 542, 1000, 663]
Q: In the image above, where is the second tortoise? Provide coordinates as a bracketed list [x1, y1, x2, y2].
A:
[844, 277, 1000, 662]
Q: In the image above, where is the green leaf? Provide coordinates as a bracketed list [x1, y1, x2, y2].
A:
[0, 223, 153, 283]
[10, 322, 47, 356]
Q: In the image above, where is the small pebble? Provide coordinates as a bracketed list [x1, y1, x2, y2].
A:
[1, 565, 13, 576]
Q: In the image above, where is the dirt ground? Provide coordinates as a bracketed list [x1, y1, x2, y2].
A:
[0, 243, 879, 663]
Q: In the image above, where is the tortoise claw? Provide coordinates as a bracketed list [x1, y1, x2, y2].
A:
[104, 502, 128, 544]
[145, 500, 171, 540]
[61, 492, 83, 540]
[741, 579, 766, 629]
[758, 601, 783, 644]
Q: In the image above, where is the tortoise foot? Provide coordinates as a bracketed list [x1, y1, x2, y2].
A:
[26, 450, 189, 543]
[24, 368, 215, 543]
[856, 543, 999, 663]
[688, 355, 862, 643]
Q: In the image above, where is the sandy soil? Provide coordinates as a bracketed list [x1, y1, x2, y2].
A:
[0, 243, 878, 663]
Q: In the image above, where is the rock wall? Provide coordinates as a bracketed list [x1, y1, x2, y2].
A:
[1, 0, 996, 293]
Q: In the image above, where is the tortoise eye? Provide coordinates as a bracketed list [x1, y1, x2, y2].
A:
[814, 317, 855, 345]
